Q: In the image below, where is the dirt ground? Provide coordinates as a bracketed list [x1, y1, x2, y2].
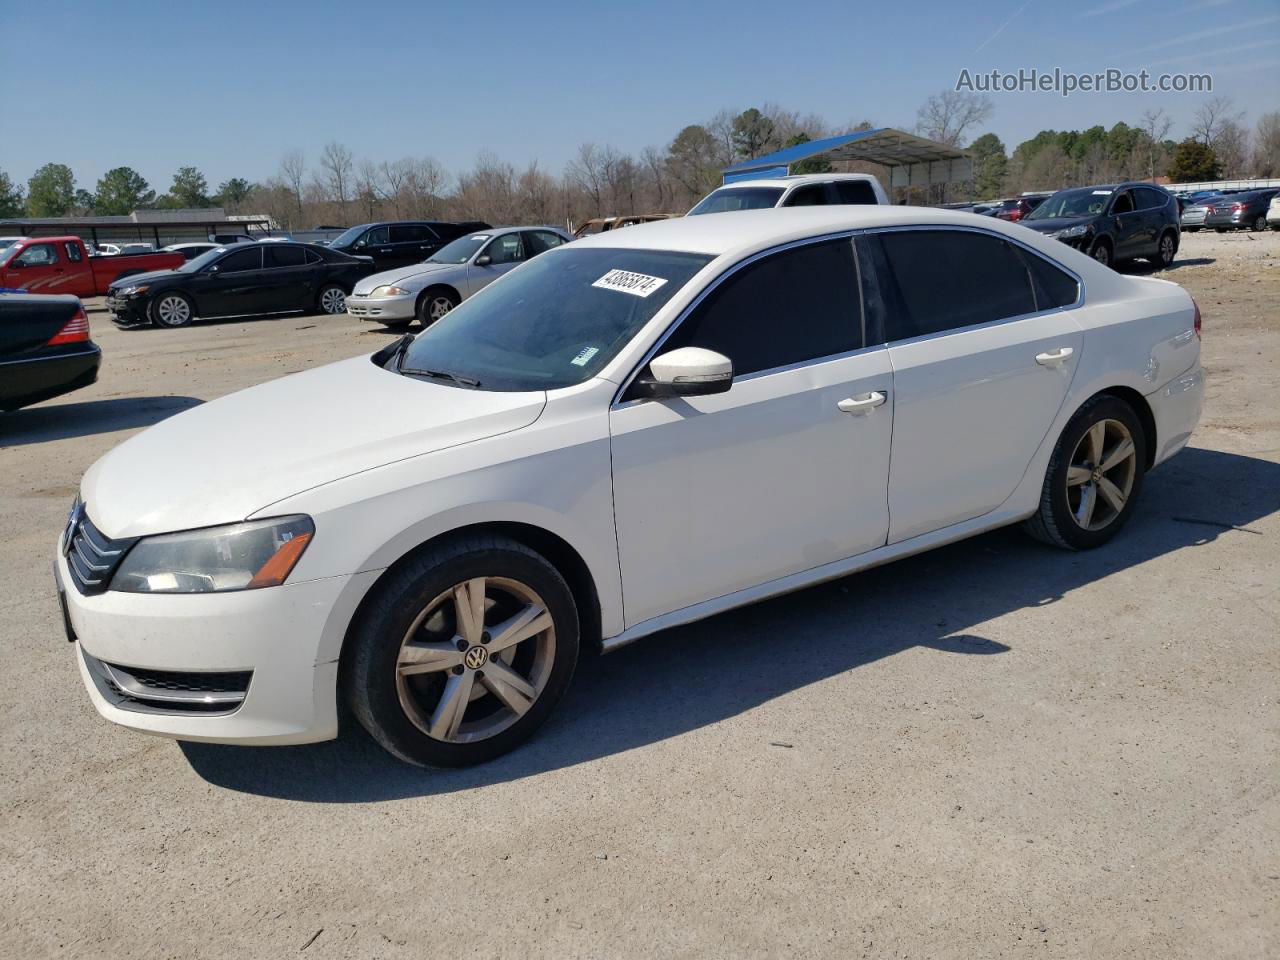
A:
[1, 230, 1277, 959]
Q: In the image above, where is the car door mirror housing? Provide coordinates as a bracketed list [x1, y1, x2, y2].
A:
[635, 347, 733, 398]
[206, 264, 219, 274]
[475, 254, 492, 266]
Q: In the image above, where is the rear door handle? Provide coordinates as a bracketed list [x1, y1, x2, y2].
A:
[837, 391, 887, 414]
[1035, 347, 1074, 366]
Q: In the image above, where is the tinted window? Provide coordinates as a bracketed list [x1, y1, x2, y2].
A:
[688, 186, 785, 215]
[1020, 250, 1080, 310]
[483, 233, 524, 265]
[659, 238, 861, 378]
[64, 241, 83, 262]
[304, 248, 323, 264]
[870, 230, 1036, 341]
[1138, 188, 1168, 211]
[15, 244, 57, 266]
[217, 247, 262, 272]
[391, 224, 434, 243]
[265, 245, 307, 268]
[365, 226, 390, 244]
[834, 180, 877, 204]
[782, 184, 828, 207]
[524, 230, 566, 256]
[1111, 191, 1135, 215]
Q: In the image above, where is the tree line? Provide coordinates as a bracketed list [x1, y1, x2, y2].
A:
[2, 95, 1277, 228]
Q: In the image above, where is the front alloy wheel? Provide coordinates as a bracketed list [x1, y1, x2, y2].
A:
[1090, 241, 1111, 267]
[152, 293, 194, 328]
[345, 535, 580, 766]
[318, 285, 347, 314]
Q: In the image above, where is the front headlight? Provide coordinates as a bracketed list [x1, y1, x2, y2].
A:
[1055, 224, 1090, 239]
[110, 516, 314, 594]
[370, 285, 411, 297]
[116, 284, 150, 296]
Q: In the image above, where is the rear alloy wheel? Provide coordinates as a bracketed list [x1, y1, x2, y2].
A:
[150, 292, 195, 328]
[345, 535, 579, 766]
[1155, 232, 1177, 268]
[1253, 214, 1267, 232]
[1023, 395, 1146, 550]
[417, 289, 459, 327]
[318, 284, 347, 315]
[1090, 240, 1112, 267]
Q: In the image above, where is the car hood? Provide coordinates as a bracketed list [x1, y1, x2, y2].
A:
[352, 262, 460, 295]
[1021, 216, 1095, 234]
[82, 355, 547, 538]
[108, 268, 184, 290]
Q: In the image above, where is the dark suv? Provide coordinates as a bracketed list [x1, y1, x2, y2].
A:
[327, 220, 491, 270]
[1022, 183, 1179, 269]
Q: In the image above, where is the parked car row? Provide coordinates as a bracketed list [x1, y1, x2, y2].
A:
[1180, 188, 1278, 233]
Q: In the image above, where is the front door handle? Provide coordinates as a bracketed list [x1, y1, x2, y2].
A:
[1035, 347, 1074, 366]
[837, 391, 887, 415]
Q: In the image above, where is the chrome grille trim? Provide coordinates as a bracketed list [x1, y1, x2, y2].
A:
[63, 504, 136, 595]
[82, 649, 250, 716]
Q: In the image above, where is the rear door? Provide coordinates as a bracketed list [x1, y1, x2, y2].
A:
[860, 228, 1083, 543]
[389, 224, 438, 267]
[1109, 189, 1145, 259]
[260, 244, 315, 311]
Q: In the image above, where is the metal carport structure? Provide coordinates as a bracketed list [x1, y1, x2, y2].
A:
[722, 127, 972, 192]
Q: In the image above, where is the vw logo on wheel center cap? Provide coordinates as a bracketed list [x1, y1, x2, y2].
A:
[464, 646, 489, 670]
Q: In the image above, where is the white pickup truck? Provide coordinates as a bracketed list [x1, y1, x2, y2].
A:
[689, 172, 889, 215]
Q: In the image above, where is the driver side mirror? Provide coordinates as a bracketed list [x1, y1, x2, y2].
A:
[206, 264, 219, 274]
[634, 347, 733, 399]
[475, 254, 492, 266]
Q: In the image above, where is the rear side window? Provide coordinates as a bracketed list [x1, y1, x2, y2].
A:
[659, 238, 861, 377]
[1138, 188, 1169, 211]
[781, 184, 828, 207]
[834, 180, 877, 204]
[524, 230, 566, 256]
[866, 230, 1037, 341]
[265, 245, 307, 268]
[304, 248, 323, 264]
[391, 224, 434, 243]
[1021, 251, 1079, 309]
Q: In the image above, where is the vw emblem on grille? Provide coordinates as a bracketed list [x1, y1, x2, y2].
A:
[463, 645, 489, 670]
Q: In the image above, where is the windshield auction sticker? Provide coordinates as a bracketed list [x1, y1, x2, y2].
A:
[592, 269, 668, 298]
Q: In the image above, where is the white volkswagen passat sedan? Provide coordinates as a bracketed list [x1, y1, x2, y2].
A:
[345, 226, 570, 329]
[57, 207, 1204, 767]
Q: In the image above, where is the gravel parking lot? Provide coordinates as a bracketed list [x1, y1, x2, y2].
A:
[1, 230, 1277, 959]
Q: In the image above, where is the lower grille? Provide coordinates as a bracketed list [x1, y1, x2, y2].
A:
[83, 649, 250, 715]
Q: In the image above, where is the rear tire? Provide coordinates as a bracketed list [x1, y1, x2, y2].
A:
[1023, 395, 1147, 551]
[344, 535, 580, 767]
[1252, 215, 1267, 232]
[149, 292, 195, 328]
[1152, 231, 1177, 268]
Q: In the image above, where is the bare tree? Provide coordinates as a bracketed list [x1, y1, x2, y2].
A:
[1139, 108, 1173, 180]
[641, 145, 671, 211]
[1254, 111, 1280, 178]
[379, 159, 410, 217]
[355, 159, 381, 220]
[566, 143, 607, 216]
[279, 150, 306, 229]
[1213, 119, 1251, 178]
[1190, 96, 1244, 146]
[318, 141, 354, 224]
[404, 157, 448, 218]
[915, 90, 993, 147]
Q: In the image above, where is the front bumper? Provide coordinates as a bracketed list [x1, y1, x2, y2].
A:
[56, 546, 372, 745]
[346, 292, 415, 322]
[106, 294, 148, 324]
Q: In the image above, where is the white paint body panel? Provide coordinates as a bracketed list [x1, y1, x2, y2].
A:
[63, 206, 1202, 744]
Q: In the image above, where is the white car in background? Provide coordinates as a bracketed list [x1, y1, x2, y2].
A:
[688, 172, 888, 215]
[1268, 193, 1280, 230]
[58, 207, 1202, 767]
[346, 226, 570, 328]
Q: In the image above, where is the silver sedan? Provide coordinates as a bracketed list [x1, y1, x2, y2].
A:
[346, 226, 570, 328]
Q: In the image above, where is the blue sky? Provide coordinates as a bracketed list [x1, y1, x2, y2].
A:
[3, 0, 1277, 193]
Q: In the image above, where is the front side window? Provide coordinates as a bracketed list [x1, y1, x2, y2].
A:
[400, 248, 712, 391]
[265, 245, 307, 268]
[867, 230, 1037, 341]
[688, 186, 785, 215]
[217, 247, 263, 272]
[657, 238, 861, 378]
[1111, 190, 1135, 215]
[782, 184, 828, 207]
[483, 233, 524, 265]
[15, 244, 58, 266]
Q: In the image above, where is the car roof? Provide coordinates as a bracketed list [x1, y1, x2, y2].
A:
[713, 173, 878, 189]
[569, 205, 1081, 258]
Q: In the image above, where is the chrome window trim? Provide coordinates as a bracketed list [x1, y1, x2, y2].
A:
[610, 230, 865, 408]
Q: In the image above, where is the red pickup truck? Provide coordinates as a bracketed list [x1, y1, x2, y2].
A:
[0, 236, 184, 298]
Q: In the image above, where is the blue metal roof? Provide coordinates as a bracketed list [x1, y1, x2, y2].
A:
[720, 127, 972, 186]
[723, 128, 890, 174]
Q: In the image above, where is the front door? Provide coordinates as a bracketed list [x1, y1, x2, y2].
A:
[858, 228, 1083, 543]
[200, 245, 266, 316]
[1109, 189, 1145, 259]
[609, 237, 892, 628]
[466, 233, 525, 297]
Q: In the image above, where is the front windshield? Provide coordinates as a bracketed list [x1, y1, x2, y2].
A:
[178, 247, 229, 272]
[688, 186, 785, 215]
[327, 225, 366, 248]
[427, 234, 489, 264]
[399, 247, 713, 391]
[1027, 188, 1113, 220]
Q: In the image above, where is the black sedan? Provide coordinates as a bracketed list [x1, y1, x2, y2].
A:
[0, 292, 102, 412]
[105, 242, 376, 328]
[1021, 182, 1180, 269]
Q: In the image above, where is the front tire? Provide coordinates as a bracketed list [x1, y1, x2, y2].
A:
[150, 292, 195, 328]
[344, 535, 580, 767]
[318, 284, 347, 315]
[1089, 238, 1112, 268]
[417, 287, 459, 327]
[1023, 395, 1147, 551]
